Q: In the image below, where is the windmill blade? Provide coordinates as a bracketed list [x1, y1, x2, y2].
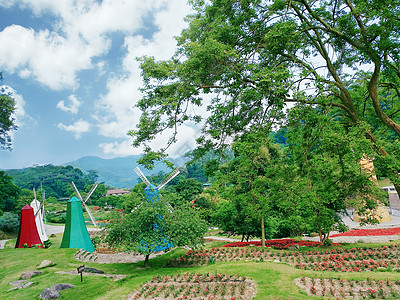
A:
[71, 181, 84, 202]
[158, 168, 180, 190]
[134, 167, 151, 186]
[84, 183, 98, 204]
[164, 201, 174, 212]
[41, 186, 46, 223]
[130, 202, 142, 213]
[82, 202, 97, 228]
[33, 188, 44, 217]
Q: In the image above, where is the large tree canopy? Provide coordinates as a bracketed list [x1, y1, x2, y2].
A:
[0, 73, 17, 150]
[130, 0, 400, 192]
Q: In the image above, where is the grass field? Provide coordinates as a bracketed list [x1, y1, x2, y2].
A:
[1, 235, 400, 299]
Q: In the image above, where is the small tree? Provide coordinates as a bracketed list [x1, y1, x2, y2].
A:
[106, 197, 207, 267]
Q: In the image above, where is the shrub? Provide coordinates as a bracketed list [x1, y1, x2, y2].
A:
[0, 212, 19, 233]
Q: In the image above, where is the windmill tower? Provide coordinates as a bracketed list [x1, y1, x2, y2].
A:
[15, 205, 43, 248]
[30, 188, 48, 242]
[60, 182, 98, 253]
[134, 167, 180, 251]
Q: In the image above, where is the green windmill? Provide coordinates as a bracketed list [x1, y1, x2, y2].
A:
[60, 182, 98, 252]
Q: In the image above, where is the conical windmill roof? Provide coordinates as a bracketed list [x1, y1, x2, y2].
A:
[15, 205, 43, 248]
[60, 196, 95, 252]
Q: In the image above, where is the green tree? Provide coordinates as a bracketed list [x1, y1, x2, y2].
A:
[271, 105, 385, 244]
[173, 178, 204, 203]
[212, 130, 281, 244]
[0, 171, 20, 212]
[0, 212, 19, 233]
[0, 73, 17, 150]
[106, 195, 207, 267]
[130, 0, 400, 194]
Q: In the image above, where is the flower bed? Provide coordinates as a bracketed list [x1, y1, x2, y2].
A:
[331, 227, 400, 237]
[222, 239, 339, 249]
[292, 244, 400, 272]
[166, 244, 400, 272]
[128, 272, 257, 300]
[295, 275, 400, 299]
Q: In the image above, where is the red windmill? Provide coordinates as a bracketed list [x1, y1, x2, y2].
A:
[15, 204, 43, 248]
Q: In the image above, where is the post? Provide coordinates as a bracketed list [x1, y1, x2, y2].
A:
[77, 265, 85, 282]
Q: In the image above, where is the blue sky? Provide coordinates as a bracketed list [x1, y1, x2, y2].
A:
[0, 0, 198, 169]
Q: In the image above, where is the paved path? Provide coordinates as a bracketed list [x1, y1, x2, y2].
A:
[341, 214, 400, 229]
[0, 239, 10, 249]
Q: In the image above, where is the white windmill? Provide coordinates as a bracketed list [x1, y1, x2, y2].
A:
[134, 167, 180, 203]
[71, 182, 98, 227]
[30, 187, 49, 242]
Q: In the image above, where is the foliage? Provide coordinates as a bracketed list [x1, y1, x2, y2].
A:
[130, 0, 400, 195]
[269, 106, 386, 243]
[6, 164, 100, 199]
[0, 171, 20, 212]
[211, 129, 281, 243]
[0, 74, 17, 150]
[0, 212, 19, 233]
[164, 203, 208, 250]
[106, 196, 207, 266]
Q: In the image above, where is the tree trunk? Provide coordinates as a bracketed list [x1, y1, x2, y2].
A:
[261, 212, 265, 247]
[144, 254, 150, 267]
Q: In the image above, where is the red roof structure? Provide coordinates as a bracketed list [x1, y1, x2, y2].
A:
[15, 204, 43, 248]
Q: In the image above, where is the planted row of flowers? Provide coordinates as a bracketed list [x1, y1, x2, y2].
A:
[222, 239, 332, 249]
[296, 275, 400, 299]
[292, 244, 400, 272]
[166, 244, 400, 272]
[331, 227, 400, 237]
[130, 272, 256, 300]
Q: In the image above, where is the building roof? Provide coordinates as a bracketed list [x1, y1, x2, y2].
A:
[106, 189, 131, 196]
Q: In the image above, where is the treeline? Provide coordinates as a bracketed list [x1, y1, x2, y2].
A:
[6, 164, 99, 199]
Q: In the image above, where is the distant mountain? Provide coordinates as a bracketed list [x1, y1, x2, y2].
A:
[65, 155, 173, 188]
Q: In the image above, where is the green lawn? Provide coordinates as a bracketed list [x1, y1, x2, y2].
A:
[2, 236, 400, 299]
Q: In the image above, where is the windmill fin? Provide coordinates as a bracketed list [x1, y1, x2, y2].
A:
[71, 182, 84, 201]
[83, 202, 97, 228]
[134, 167, 151, 185]
[84, 183, 98, 204]
[158, 168, 180, 190]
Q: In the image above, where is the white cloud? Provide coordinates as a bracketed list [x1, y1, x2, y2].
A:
[99, 139, 142, 156]
[58, 119, 91, 138]
[0, 0, 168, 90]
[57, 94, 81, 114]
[0, 25, 100, 90]
[1, 85, 28, 126]
[95, 0, 192, 157]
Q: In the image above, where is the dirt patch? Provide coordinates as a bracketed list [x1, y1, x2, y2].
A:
[95, 251, 166, 264]
[127, 272, 257, 300]
[55, 270, 127, 281]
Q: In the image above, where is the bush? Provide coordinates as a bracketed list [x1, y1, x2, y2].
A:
[46, 213, 66, 223]
[43, 239, 52, 248]
[0, 212, 19, 233]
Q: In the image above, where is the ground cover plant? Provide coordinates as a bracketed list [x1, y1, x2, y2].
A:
[331, 227, 400, 237]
